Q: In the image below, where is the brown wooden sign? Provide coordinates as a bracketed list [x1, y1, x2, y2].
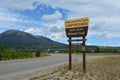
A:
[65, 17, 89, 37]
[64, 17, 89, 73]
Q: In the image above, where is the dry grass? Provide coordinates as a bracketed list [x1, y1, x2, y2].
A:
[31, 56, 120, 80]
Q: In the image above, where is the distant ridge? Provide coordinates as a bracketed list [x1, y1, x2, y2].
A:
[0, 30, 119, 52]
[0, 30, 67, 51]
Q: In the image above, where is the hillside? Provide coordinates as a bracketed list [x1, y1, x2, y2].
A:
[0, 30, 67, 52]
[0, 30, 119, 53]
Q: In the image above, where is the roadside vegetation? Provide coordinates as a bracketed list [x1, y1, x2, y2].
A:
[0, 45, 48, 60]
[72, 46, 120, 54]
[31, 56, 120, 80]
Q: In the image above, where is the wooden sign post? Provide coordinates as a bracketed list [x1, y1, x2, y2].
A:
[69, 37, 72, 70]
[82, 36, 86, 73]
[64, 17, 89, 73]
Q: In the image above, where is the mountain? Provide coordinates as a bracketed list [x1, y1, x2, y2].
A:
[0, 30, 67, 52]
[0, 30, 119, 53]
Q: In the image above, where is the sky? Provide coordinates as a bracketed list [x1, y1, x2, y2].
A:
[0, 0, 120, 46]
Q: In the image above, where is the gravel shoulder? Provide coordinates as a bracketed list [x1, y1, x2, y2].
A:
[31, 54, 120, 80]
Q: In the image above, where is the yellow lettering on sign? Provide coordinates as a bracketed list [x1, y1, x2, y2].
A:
[77, 28, 84, 31]
[68, 32, 77, 36]
[69, 29, 76, 31]
[78, 32, 85, 35]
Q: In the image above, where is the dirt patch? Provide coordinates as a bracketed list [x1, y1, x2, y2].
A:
[31, 56, 120, 80]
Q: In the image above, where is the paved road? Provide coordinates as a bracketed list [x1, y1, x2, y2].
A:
[0, 54, 116, 80]
[0, 54, 78, 75]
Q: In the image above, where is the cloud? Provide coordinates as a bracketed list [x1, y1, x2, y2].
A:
[0, 0, 93, 10]
[41, 11, 62, 22]
[0, 0, 120, 46]
[0, 0, 35, 10]
[49, 26, 63, 33]
[39, 0, 120, 41]
[24, 28, 47, 35]
[103, 40, 120, 47]
[88, 16, 120, 38]
[24, 27, 67, 42]
[49, 32, 66, 41]
[0, 8, 21, 23]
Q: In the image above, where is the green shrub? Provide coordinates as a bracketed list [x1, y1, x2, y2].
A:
[1, 48, 33, 60]
[0, 45, 6, 52]
[35, 49, 41, 57]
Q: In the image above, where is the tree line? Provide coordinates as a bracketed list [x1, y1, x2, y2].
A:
[0, 45, 47, 61]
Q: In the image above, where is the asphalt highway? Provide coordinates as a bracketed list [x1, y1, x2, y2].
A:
[0, 54, 115, 80]
[0, 54, 77, 75]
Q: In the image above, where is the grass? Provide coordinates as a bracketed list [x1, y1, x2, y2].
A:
[31, 55, 120, 80]
[1, 50, 34, 60]
[0, 50, 49, 61]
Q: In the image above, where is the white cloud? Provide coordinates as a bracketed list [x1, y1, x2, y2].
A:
[0, 0, 92, 10]
[41, 11, 62, 22]
[0, 0, 35, 10]
[49, 32, 66, 41]
[49, 26, 62, 33]
[39, 0, 120, 40]
[103, 40, 120, 47]
[24, 27, 67, 42]
[24, 28, 46, 35]
[0, 8, 22, 23]
[0, 0, 120, 46]
[88, 16, 120, 38]
[0, 8, 45, 30]
[0, 8, 31, 29]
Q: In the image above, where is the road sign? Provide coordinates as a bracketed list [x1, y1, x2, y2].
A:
[64, 17, 89, 73]
[81, 45, 86, 52]
[65, 17, 89, 37]
[65, 17, 89, 28]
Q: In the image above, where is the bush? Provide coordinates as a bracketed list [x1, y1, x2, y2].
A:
[35, 49, 41, 57]
[1, 48, 33, 60]
[0, 45, 6, 52]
